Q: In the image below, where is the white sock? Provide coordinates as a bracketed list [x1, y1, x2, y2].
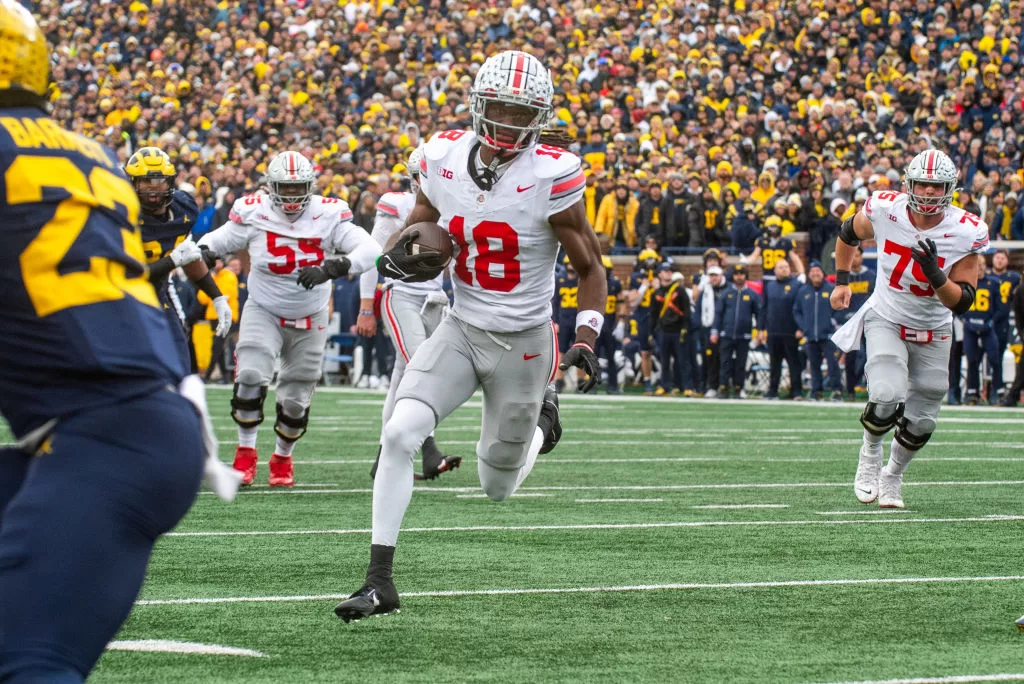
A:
[274, 436, 295, 458]
[862, 429, 883, 450]
[514, 427, 545, 490]
[239, 427, 258, 449]
[885, 438, 915, 476]
[371, 399, 434, 547]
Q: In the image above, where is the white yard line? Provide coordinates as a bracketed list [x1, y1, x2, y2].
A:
[196, 480, 1024, 496]
[455, 493, 552, 498]
[106, 640, 264, 657]
[135, 574, 1024, 606]
[692, 504, 790, 509]
[811, 674, 1024, 684]
[816, 510, 916, 515]
[286, 456, 1024, 466]
[165, 514, 1024, 538]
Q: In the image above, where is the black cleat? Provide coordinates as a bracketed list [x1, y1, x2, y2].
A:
[415, 452, 462, 481]
[415, 436, 462, 481]
[539, 384, 562, 455]
[334, 580, 400, 623]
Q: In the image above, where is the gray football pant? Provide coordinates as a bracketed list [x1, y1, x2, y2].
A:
[863, 309, 951, 437]
[234, 299, 328, 412]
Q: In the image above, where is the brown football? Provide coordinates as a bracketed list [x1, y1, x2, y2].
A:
[386, 221, 454, 267]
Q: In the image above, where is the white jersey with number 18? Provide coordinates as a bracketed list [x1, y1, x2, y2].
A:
[863, 190, 989, 330]
[418, 130, 585, 333]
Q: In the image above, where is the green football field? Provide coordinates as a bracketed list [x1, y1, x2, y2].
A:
[9, 388, 1024, 683]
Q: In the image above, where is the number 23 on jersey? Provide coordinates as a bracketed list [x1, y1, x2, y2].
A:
[12, 155, 157, 317]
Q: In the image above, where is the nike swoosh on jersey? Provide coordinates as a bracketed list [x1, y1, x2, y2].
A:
[312, 214, 323, 220]
[516, 185, 535, 193]
[943, 233, 955, 238]
[523, 353, 541, 360]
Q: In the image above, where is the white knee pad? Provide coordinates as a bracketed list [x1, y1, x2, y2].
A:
[477, 459, 517, 502]
[477, 401, 534, 471]
[381, 399, 434, 465]
[236, 369, 264, 391]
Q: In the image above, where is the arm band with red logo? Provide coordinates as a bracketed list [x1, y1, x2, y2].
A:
[575, 309, 604, 336]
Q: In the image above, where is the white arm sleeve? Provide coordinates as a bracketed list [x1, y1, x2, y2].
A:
[358, 214, 402, 299]
[330, 220, 382, 277]
[197, 221, 251, 255]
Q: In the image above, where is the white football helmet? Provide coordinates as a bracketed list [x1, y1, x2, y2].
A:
[903, 149, 958, 215]
[264, 150, 316, 218]
[470, 50, 553, 153]
[407, 145, 424, 195]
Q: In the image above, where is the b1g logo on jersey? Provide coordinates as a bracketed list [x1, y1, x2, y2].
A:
[439, 168, 454, 180]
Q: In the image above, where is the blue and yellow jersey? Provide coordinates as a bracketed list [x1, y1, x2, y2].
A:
[756, 236, 794, 278]
[140, 190, 199, 267]
[962, 274, 1002, 332]
[0, 107, 185, 440]
[629, 271, 655, 320]
[553, 273, 579, 322]
[605, 273, 622, 320]
[988, 269, 1020, 331]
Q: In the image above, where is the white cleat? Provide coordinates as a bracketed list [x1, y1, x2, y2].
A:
[854, 444, 882, 504]
[1016, 615, 1024, 632]
[878, 469, 905, 509]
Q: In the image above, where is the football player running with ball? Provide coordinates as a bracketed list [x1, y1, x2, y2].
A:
[199, 151, 381, 487]
[335, 50, 607, 622]
[831, 150, 987, 509]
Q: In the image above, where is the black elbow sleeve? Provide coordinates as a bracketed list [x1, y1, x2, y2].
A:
[838, 216, 860, 246]
[951, 281, 976, 315]
[194, 272, 222, 299]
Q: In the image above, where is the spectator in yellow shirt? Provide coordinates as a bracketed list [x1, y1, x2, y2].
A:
[595, 183, 639, 250]
[198, 256, 239, 382]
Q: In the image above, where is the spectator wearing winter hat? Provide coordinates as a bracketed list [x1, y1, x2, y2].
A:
[808, 197, 847, 266]
[793, 261, 841, 401]
[694, 265, 726, 397]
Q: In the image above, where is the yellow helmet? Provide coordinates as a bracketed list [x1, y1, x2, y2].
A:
[125, 146, 177, 214]
[0, 0, 49, 107]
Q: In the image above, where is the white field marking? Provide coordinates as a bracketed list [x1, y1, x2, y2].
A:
[195, 480, 1024, 497]
[134, 574, 1024, 606]
[575, 498, 665, 503]
[287, 456, 1024, 466]
[455, 493, 552, 499]
[816, 510, 916, 515]
[810, 674, 1024, 684]
[106, 640, 264, 657]
[202, 385, 1024, 413]
[243, 483, 338, 488]
[164, 514, 1024, 538]
[692, 504, 790, 509]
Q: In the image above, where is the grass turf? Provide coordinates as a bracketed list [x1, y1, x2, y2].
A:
[6, 389, 1024, 682]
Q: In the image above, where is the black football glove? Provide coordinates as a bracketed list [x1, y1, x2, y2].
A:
[296, 258, 350, 290]
[559, 342, 600, 393]
[199, 245, 219, 269]
[376, 229, 446, 283]
[910, 238, 947, 288]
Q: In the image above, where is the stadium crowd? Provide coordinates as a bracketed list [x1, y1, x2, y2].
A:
[33, 0, 1024, 401]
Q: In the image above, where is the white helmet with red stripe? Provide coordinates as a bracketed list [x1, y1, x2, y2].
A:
[264, 150, 316, 218]
[470, 50, 553, 153]
[407, 145, 425, 195]
[903, 149, 958, 215]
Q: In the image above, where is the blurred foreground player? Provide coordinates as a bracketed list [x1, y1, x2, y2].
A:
[0, 3, 237, 681]
[335, 50, 606, 622]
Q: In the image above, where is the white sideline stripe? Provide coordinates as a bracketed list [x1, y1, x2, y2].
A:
[164, 514, 1024, 537]
[106, 640, 264, 657]
[817, 510, 916, 516]
[692, 504, 790, 509]
[811, 674, 1024, 684]
[576, 498, 665, 503]
[455, 493, 552, 499]
[287, 457, 1024, 466]
[203, 383, 1024, 413]
[135, 575, 1024, 606]
[195, 479, 1024, 496]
